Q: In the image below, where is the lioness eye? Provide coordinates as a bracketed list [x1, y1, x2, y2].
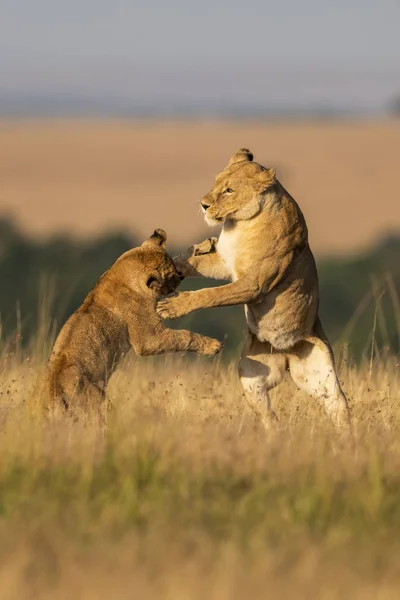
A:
[225, 188, 233, 194]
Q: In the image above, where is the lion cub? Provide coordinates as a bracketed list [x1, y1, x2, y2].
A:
[44, 229, 222, 412]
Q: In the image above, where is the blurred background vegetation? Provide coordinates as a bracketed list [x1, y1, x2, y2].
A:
[0, 216, 398, 363]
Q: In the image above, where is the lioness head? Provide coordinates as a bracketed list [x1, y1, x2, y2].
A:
[141, 229, 182, 296]
[201, 148, 276, 225]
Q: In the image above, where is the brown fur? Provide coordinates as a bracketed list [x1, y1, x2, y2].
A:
[158, 150, 349, 426]
[44, 229, 222, 416]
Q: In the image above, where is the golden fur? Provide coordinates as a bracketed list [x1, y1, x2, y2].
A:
[44, 229, 222, 415]
[158, 150, 349, 425]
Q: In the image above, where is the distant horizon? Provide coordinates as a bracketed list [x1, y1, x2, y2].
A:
[0, 97, 382, 119]
[0, 86, 396, 119]
[1, 62, 399, 118]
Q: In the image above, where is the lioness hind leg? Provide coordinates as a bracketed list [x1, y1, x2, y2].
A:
[287, 335, 350, 427]
[238, 331, 287, 426]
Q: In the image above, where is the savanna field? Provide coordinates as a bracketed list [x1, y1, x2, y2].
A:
[1, 119, 400, 598]
[0, 338, 400, 599]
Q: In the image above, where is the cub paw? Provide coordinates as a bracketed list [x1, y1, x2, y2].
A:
[202, 338, 223, 357]
[173, 257, 190, 278]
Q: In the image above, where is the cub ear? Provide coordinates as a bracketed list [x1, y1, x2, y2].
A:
[228, 148, 254, 167]
[257, 167, 276, 188]
[143, 228, 167, 248]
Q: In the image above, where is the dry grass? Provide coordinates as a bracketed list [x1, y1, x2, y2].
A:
[0, 346, 400, 599]
[1, 119, 400, 254]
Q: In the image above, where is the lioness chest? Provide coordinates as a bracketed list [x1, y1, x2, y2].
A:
[217, 225, 241, 280]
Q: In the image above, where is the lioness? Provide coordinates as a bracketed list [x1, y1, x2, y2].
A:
[44, 229, 222, 413]
[157, 149, 349, 425]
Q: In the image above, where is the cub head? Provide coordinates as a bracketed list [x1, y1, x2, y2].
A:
[201, 148, 276, 225]
[141, 229, 182, 296]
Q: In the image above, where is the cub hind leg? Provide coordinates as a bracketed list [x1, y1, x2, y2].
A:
[45, 363, 109, 426]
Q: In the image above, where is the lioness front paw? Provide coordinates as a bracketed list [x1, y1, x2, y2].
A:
[193, 237, 218, 256]
[157, 292, 191, 320]
[202, 337, 223, 357]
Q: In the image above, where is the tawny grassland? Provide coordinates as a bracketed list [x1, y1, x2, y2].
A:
[1, 119, 400, 254]
[0, 327, 400, 599]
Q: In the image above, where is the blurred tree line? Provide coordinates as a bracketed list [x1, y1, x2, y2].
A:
[0, 216, 398, 362]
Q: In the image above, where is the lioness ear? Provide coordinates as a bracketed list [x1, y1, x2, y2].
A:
[257, 167, 276, 188]
[228, 148, 254, 166]
[143, 228, 167, 248]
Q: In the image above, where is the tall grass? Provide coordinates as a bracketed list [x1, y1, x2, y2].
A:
[0, 334, 400, 598]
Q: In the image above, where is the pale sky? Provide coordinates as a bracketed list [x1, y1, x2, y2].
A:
[1, 0, 399, 111]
